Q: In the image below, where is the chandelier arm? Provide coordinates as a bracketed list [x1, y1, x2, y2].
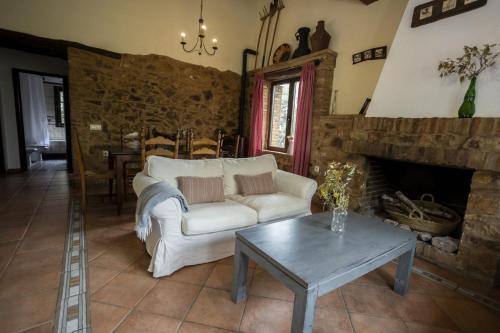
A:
[202, 41, 217, 56]
[182, 37, 202, 53]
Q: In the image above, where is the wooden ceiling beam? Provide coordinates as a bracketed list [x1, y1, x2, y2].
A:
[0, 28, 121, 59]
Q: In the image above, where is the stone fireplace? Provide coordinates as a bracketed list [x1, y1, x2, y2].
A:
[310, 116, 500, 286]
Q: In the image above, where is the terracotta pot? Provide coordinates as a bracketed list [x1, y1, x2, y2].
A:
[311, 20, 331, 52]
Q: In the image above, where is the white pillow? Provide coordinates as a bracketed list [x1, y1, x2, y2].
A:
[146, 156, 223, 188]
[222, 154, 277, 195]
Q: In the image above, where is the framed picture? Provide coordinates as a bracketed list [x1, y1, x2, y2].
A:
[353, 53, 363, 64]
[353, 46, 387, 65]
[411, 0, 487, 28]
[442, 0, 457, 12]
[374, 46, 387, 59]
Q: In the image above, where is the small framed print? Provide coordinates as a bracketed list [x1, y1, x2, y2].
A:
[374, 46, 387, 59]
[419, 5, 434, 19]
[411, 0, 487, 28]
[363, 50, 373, 60]
[353, 53, 363, 64]
[442, 0, 457, 12]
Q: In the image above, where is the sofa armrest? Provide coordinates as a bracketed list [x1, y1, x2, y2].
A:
[275, 169, 317, 202]
[133, 172, 183, 235]
[133, 171, 160, 196]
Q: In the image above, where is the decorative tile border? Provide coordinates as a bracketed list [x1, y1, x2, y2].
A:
[55, 200, 91, 332]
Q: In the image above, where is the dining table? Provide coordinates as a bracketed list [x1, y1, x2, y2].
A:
[108, 149, 141, 214]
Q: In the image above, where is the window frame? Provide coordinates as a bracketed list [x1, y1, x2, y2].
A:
[265, 77, 300, 153]
[53, 85, 65, 127]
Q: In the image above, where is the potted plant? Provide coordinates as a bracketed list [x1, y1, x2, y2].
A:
[438, 44, 499, 118]
[318, 161, 357, 232]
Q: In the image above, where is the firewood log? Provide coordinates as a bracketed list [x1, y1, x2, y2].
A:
[381, 194, 411, 213]
[395, 191, 429, 220]
[418, 206, 454, 220]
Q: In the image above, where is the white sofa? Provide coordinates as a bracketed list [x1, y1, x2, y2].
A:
[133, 154, 317, 277]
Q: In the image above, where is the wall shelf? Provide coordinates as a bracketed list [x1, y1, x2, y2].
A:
[249, 49, 337, 76]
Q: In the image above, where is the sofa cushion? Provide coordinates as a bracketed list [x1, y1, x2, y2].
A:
[222, 154, 277, 195]
[177, 176, 225, 204]
[181, 200, 258, 236]
[146, 156, 223, 188]
[235, 172, 276, 196]
[228, 192, 310, 223]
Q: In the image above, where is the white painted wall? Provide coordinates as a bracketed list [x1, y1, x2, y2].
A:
[368, 0, 500, 118]
[0, 0, 258, 74]
[0, 48, 67, 170]
[254, 0, 408, 115]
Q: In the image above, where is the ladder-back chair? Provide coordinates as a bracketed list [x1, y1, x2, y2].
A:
[141, 129, 180, 168]
[72, 127, 115, 211]
[189, 132, 222, 159]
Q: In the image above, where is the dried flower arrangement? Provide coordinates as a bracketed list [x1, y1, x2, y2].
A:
[438, 44, 499, 83]
[438, 44, 499, 118]
[318, 161, 357, 211]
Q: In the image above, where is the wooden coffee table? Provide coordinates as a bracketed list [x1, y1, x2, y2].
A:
[231, 211, 416, 333]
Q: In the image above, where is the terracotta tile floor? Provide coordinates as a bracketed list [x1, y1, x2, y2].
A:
[0, 161, 70, 333]
[87, 203, 500, 333]
[2, 162, 500, 333]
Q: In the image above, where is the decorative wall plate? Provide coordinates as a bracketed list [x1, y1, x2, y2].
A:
[273, 44, 292, 64]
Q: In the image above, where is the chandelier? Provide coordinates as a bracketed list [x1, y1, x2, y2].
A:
[180, 0, 218, 56]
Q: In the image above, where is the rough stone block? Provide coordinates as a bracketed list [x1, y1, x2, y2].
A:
[432, 236, 459, 253]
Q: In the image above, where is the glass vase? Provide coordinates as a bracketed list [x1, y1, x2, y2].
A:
[331, 207, 348, 233]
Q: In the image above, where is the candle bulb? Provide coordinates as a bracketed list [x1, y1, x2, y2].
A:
[180, 32, 186, 42]
[212, 38, 218, 47]
[201, 24, 207, 31]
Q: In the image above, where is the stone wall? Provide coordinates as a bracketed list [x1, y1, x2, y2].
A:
[68, 48, 241, 171]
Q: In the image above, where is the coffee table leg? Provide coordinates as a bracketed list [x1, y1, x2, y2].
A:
[231, 241, 249, 303]
[291, 287, 318, 333]
[394, 243, 416, 295]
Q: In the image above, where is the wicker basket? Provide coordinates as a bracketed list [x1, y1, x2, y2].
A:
[382, 194, 460, 236]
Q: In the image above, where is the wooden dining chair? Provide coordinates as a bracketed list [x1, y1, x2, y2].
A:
[221, 134, 241, 158]
[141, 128, 180, 168]
[120, 126, 142, 199]
[72, 128, 115, 211]
[189, 132, 222, 159]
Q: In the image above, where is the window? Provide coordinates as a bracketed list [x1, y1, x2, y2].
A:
[265, 78, 300, 153]
[54, 86, 65, 127]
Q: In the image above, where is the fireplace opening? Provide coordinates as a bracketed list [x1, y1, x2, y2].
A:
[362, 156, 474, 240]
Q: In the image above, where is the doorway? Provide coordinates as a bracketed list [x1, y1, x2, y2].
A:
[12, 69, 72, 172]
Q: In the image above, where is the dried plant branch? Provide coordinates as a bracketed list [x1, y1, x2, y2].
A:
[438, 44, 500, 83]
[318, 161, 357, 210]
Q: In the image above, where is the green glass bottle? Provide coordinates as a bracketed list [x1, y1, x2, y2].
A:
[458, 76, 476, 118]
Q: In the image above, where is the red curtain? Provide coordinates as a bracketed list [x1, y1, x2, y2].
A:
[292, 62, 315, 176]
[248, 74, 265, 157]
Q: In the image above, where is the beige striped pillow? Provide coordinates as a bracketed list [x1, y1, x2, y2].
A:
[176, 176, 225, 205]
[234, 172, 276, 196]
